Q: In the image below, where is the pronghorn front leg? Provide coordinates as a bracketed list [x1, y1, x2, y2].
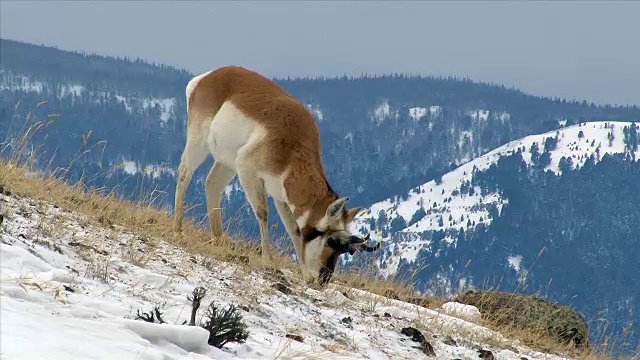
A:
[236, 159, 273, 266]
[274, 200, 304, 266]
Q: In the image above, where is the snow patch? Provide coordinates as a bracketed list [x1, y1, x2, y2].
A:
[114, 96, 176, 124]
[469, 109, 490, 122]
[498, 111, 511, 122]
[0, 74, 177, 126]
[144, 164, 177, 179]
[409, 107, 427, 121]
[429, 105, 443, 118]
[371, 99, 399, 124]
[507, 255, 523, 273]
[508, 255, 528, 285]
[345, 132, 354, 143]
[58, 84, 85, 97]
[119, 159, 176, 179]
[0, 74, 86, 97]
[121, 159, 138, 175]
[306, 103, 324, 121]
[115, 95, 133, 112]
[0, 74, 45, 93]
[439, 302, 482, 324]
[143, 97, 177, 124]
[123, 319, 212, 355]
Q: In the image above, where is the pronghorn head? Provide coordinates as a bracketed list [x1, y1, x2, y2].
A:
[300, 196, 381, 285]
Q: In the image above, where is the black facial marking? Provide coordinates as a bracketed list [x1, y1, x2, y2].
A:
[300, 226, 325, 243]
[327, 237, 348, 253]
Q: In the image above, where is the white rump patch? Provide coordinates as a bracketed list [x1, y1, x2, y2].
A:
[185, 70, 213, 108]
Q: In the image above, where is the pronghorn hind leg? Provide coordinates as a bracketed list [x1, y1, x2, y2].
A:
[174, 140, 209, 233]
[205, 161, 236, 237]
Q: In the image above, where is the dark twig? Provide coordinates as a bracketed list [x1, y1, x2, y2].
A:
[134, 306, 166, 324]
[187, 286, 207, 326]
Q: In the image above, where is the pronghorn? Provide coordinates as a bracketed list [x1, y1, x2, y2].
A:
[174, 66, 381, 284]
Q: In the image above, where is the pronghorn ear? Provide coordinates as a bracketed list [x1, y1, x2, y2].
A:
[344, 207, 362, 224]
[327, 197, 349, 219]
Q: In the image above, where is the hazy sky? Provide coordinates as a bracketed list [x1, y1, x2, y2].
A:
[2, 1, 639, 106]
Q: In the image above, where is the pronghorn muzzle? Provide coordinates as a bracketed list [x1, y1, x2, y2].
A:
[328, 233, 382, 255]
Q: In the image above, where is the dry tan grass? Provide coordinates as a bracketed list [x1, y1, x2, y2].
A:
[0, 160, 293, 273]
[2, 101, 638, 360]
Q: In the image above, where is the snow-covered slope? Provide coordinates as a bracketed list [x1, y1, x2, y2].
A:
[0, 187, 572, 359]
[349, 121, 640, 277]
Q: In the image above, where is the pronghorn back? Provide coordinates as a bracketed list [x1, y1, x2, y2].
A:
[186, 66, 331, 210]
[186, 66, 322, 154]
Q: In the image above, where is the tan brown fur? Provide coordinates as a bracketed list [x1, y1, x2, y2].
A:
[186, 67, 335, 214]
[174, 66, 378, 284]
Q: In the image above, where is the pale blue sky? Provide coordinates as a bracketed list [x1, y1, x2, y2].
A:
[2, 1, 639, 106]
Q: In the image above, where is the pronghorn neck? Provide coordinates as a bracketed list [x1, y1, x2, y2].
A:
[278, 152, 341, 243]
[295, 191, 339, 243]
[283, 165, 339, 243]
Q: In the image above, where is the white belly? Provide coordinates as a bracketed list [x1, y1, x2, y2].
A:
[260, 171, 287, 202]
[207, 101, 258, 171]
[207, 101, 288, 203]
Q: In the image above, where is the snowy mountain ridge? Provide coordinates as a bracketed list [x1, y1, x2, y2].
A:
[347, 121, 640, 277]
